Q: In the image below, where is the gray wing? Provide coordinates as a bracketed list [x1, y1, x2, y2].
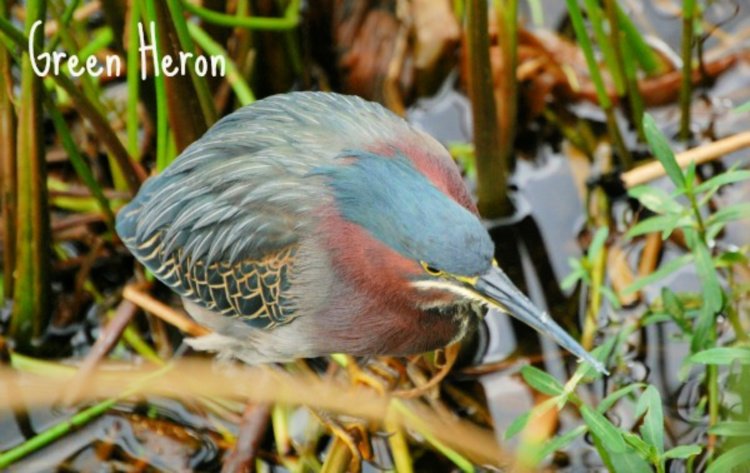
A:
[116, 145, 309, 328]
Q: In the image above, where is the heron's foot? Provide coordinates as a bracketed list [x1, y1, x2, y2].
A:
[345, 356, 402, 395]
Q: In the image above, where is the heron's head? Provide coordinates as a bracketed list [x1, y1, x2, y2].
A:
[312, 138, 606, 374]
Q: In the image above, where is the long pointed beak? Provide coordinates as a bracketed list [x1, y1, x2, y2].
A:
[472, 266, 608, 375]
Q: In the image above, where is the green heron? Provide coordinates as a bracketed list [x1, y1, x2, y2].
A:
[117, 92, 605, 374]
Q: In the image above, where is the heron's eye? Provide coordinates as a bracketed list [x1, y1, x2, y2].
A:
[421, 261, 444, 277]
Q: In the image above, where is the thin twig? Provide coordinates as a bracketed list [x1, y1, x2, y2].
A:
[61, 299, 139, 406]
[222, 403, 271, 473]
[122, 285, 210, 337]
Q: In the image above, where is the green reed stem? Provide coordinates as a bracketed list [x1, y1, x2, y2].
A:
[181, 0, 300, 30]
[679, 0, 697, 141]
[466, 0, 512, 218]
[11, 0, 51, 350]
[620, 31, 646, 139]
[495, 0, 519, 183]
[139, 0, 170, 171]
[127, 0, 141, 160]
[0, 0, 16, 301]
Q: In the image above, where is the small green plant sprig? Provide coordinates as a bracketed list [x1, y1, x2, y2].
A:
[562, 226, 620, 310]
[624, 114, 750, 471]
[509, 113, 750, 471]
[625, 114, 750, 351]
[506, 335, 702, 472]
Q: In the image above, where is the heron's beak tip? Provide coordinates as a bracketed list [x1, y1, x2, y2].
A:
[473, 266, 608, 376]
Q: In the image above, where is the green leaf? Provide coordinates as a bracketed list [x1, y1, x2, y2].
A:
[690, 347, 750, 365]
[533, 425, 587, 463]
[521, 366, 564, 396]
[715, 250, 749, 268]
[643, 114, 686, 189]
[692, 303, 718, 353]
[581, 405, 627, 453]
[734, 99, 750, 114]
[664, 444, 702, 460]
[661, 287, 691, 332]
[600, 286, 622, 309]
[664, 444, 701, 460]
[598, 384, 645, 413]
[628, 186, 683, 214]
[626, 214, 690, 239]
[561, 267, 584, 291]
[611, 452, 654, 472]
[692, 239, 723, 314]
[623, 254, 693, 295]
[588, 227, 609, 260]
[504, 411, 531, 440]
[622, 432, 656, 460]
[662, 287, 685, 317]
[695, 169, 750, 194]
[710, 421, 750, 437]
[707, 444, 750, 473]
[642, 312, 674, 326]
[684, 161, 697, 190]
[707, 203, 750, 228]
[636, 386, 664, 453]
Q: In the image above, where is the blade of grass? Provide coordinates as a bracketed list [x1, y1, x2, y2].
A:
[385, 415, 414, 473]
[187, 22, 255, 105]
[615, 4, 664, 76]
[139, 0, 169, 171]
[619, 29, 645, 138]
[43, 94, 116, 231]
[565, 0, 632, 169]
[11, 0, 51, 350]
[582, 0, 625, 95]
[127, 0, 141, 160]
[391, 399, 475, 472]
[603, 0, 644, 138]
[45, 0, 82, 52]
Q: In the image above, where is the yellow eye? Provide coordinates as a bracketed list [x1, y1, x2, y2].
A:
[421, 261, 444, 276]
